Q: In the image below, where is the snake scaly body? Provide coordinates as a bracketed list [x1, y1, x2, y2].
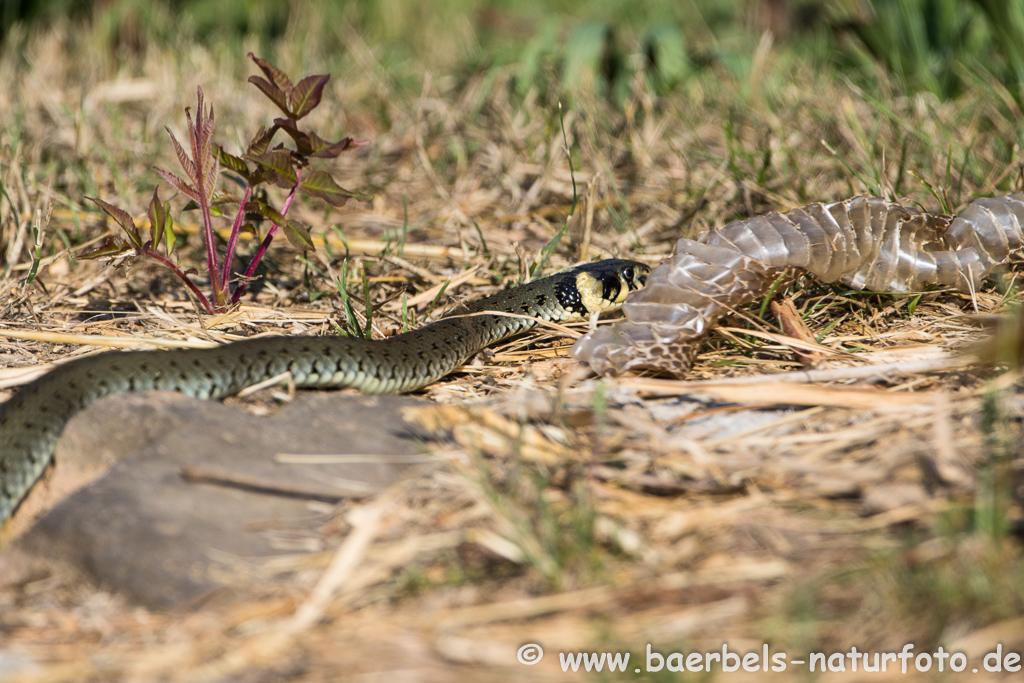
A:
[0, 259, 649, 525]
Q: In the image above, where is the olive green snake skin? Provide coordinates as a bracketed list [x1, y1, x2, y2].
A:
[0, 259, 649, 524]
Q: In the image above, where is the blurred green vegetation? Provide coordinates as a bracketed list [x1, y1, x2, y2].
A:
[4, 0, 1024, 106]
[830, 0, 1024, 101]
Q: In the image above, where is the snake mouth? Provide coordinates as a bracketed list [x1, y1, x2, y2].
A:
[570, 260, 650, 315]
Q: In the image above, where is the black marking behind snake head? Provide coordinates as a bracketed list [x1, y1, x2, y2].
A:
[554, 259, 650, 316]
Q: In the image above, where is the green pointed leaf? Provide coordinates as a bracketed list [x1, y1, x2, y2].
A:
[247, 125, 276, 157]
[87, 196, 134, 232]
[88, 196, 143, 248]
[249, 53, 293, 92]
[251, 198, 288, 226]
[249, 75, 291, 117]
[211, 190, 243, 206]
[80, 235, 132, 260]
[302, 170, 373, 207]
[245, 149, 298, 186]
[309, 134, 364, 159]
[282, 219, 315, 250]
[161, 210, 175, 255]
[289, 74, 329, 119]
[146, 189, 167, 251]
[215, 144, 249, 177]
[273, 118, 313, 156]
[154, 167, 201, 203]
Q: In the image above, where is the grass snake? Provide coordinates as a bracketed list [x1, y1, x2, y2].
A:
[0, 259, 649, 525]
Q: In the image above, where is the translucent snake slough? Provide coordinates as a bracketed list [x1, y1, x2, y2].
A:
[0, 259, 649, 525]
[573, 194, 1024, 376]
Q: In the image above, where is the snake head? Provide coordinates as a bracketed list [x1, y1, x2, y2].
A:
[574, 259, 650, 314]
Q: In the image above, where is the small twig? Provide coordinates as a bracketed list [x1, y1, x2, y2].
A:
[0, 328, 217, 349]
[235, 370, 294, 397]
[770, 298, 824, 365]
[181, 465, 358, 502]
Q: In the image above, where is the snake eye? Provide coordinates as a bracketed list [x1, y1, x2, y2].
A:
[622, 266, 634, 282]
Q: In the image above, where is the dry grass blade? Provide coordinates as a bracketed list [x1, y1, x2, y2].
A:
[637, 382, 945, 409]
[0, 329, 217, 349]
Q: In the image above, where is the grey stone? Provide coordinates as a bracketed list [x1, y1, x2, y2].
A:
[14, 391, 434, 609]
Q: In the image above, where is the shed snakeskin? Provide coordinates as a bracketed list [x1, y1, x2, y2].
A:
[574, 194, 1024, 375]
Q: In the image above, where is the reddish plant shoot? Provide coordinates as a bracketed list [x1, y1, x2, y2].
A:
[84, 53, 370, 313]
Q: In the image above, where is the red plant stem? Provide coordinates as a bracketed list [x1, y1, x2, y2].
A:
[189, 91, 223, 307]
[141, 247, 216, 313]
[229, 170, 302, 305]
[229, 229, 277, 306]
[199, 186, 223, 308]
[220, 185, 253, 290]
